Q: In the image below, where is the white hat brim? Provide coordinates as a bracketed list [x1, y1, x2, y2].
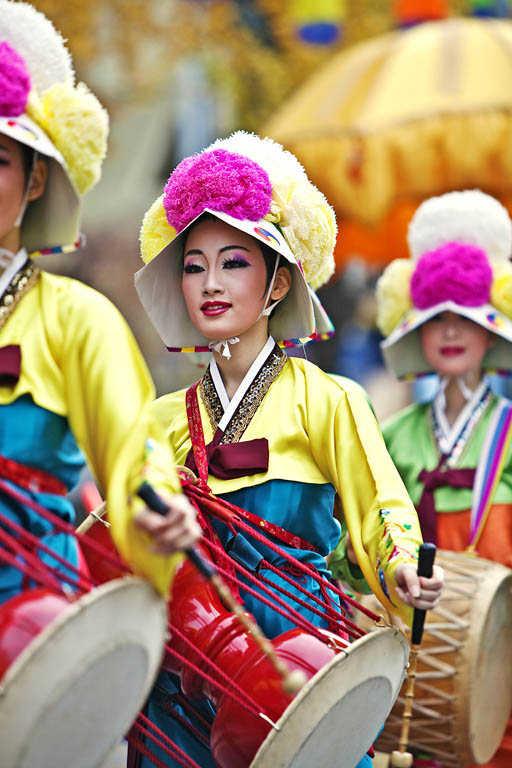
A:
[135, 209, 316, 350]
[382, 300, 512, 378]
[0, 115, 81, 254]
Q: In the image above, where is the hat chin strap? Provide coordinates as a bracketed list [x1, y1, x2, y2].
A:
[14, 151, 38, 229]
[208, 337, 240, 359]
[439, 374, 482, 404]
[208, 253, 284, 361]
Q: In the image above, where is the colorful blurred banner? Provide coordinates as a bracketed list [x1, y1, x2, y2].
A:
[290, 0, 347, 45]
[468, 0, 510, 16]
[393, 0, 450, 26]
[265, 17, 512, 273]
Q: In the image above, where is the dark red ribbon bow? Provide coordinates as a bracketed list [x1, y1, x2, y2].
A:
[0, 345, 21, 385]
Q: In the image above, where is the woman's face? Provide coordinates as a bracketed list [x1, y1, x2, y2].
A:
[0, 135, 26, 251]
[420, 311, 495, 377]
[181, 217, 272, 341]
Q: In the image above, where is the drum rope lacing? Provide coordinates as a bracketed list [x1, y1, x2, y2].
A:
[163, 698, 211, 747]
[0, 472, 388, 767]
[129, 713, 202, 768]
[163, 634, 268, 722]
[181, 473, 382, 623]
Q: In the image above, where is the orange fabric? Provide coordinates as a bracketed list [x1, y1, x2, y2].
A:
[437, 504, 512, 768]
[467, 719, 512, 768]
[437, 504, 512, 569]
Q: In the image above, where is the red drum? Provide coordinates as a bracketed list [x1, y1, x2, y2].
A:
[80, 512, 410, 768]
[0, 576, 166, 768]
[165, 543, 410, 768]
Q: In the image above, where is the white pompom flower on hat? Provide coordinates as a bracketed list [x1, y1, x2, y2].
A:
[208, 131, 337, 290]
[0, 0, 108, 196]
[408, 189, 512, 263]
[0, 0, 74, 92]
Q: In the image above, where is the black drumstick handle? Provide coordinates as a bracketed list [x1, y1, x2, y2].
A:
[411, 542, 437, 646]
[137, 482, 215, 580]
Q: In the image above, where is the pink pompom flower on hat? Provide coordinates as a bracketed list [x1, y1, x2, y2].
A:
[163, 148, 272, 233]
[411, 241, 493, 309]
[0, 41, 31, 117]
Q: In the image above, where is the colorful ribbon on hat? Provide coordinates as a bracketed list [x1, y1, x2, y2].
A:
[467, 398, 512, 551]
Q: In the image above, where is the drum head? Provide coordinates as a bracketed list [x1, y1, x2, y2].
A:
[0, 577, 167, 768]
[468, 560, 512, 764]
[250, 627, 409, 768]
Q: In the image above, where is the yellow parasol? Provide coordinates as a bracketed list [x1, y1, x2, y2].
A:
[265, 18, 512, 270]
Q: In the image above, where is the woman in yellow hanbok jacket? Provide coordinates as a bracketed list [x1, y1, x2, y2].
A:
[133, 131, 444, 767]
[0, 1, 198, 605]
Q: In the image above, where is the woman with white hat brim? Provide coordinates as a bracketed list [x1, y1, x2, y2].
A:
[0, 1, 198, 608]
[377, 188, 512, 768]
[132, 132, 444, 768]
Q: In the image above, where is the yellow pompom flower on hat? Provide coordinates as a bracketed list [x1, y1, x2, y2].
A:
[491, 259, 512, 320]
[27, 81, 108, 195]
[376, 259, 414, 336]
[273, 180, 336, 290]
[140, 195, 177, 265]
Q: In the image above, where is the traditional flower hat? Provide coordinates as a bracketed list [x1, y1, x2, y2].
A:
[376, 190, 512, 379]
[135, 131, 337, 351]
[0, 1, 108, 255]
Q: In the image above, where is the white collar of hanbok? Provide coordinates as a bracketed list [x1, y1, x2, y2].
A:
[210, 336, 276, 433]
[433, 376, 489, 455]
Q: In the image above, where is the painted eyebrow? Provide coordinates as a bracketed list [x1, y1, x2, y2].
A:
[184, 245, 251, 257]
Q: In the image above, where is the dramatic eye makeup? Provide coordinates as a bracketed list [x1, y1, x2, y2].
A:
[222, 254, 251, 269]
[182, 261, 204, 274]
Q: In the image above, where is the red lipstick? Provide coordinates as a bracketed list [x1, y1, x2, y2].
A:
[201, 301, 231, 317]
[440, 346, 465, 357]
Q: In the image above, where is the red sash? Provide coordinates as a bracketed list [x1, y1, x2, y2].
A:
[0, 454, 67, 496]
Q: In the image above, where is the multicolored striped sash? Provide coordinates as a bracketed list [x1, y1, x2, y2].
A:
[468, 398, 512, 551]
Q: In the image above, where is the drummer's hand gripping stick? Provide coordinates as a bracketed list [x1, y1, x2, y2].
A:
[391, 542, 437, 768]
[137, 483, 306, 696]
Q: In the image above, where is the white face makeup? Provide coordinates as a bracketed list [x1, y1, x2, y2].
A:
[420, 310, 495, 379]
[181, 217, 270, 343]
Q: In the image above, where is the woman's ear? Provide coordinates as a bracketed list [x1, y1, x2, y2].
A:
[270, 266, 292, 301]
[27, 158, 48, 202]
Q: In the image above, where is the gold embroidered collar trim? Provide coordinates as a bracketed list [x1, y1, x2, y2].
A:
[200, 344, 286, 444]
[0, 260, 40, 332]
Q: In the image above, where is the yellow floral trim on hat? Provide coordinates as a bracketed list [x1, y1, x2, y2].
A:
[491, 259, 512, 320]
[265, 179, 336, 290]
[140, 195, 177, 264]
[26, 82, 108, 195]
[376, 259, 415, 336]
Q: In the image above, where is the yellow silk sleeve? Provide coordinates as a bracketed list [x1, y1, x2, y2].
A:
[305, 370, 422, 625]
[0, 272, 183, 596]
[54, 278, 184, 596]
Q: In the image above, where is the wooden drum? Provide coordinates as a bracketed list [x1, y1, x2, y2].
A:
[367, 550, 512, 767]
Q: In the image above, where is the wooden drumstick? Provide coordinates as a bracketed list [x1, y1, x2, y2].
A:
[391, 542, 437, 768]
[137, 483, 306, 696]
[75, 502, 108, 535]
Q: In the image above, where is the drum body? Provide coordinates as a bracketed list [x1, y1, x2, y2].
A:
[80, 513, 410, 768]
[372, 550, 512, 767]
[0, 577, 167, 768]
[164, 543, 410, 768]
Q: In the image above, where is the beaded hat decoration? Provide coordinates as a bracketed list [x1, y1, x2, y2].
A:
[135, 131, 337, 351]
[0, 0, 108, 255]
[376, 190, 512, 378]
